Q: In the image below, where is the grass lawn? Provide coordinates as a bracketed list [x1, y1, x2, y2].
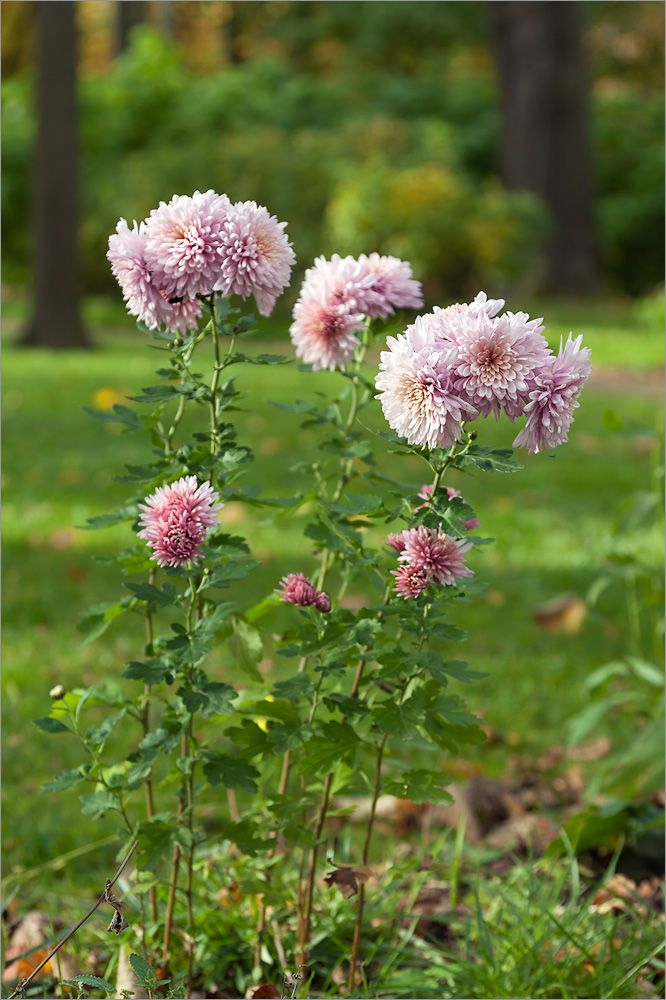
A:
[1, 295, 663, 998]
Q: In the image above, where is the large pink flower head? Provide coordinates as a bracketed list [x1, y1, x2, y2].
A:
[397, 525, 474, 587]
[143, 190, 232, 300]
[392, 564, 429, 599]
[107, 219, 202, 334]
[290, 258, 367, 370]
[214, 200, 296, 316]
[276, 573, 331, 612]
[513, 334, 592, 454]
[356, 253, 424, 318]
[375, 316, 476, 450]
[137, 476, 223, 568]
[443, 309, 552, 421]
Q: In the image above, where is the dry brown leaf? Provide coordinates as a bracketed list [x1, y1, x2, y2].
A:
[591, 874, 650, 916]
[534, 594, 587, 633]
[1, 911, 82, 984]
[245, 984, 281, 999]
[484, 813, 560, 854]
[324, 864, 371, 899]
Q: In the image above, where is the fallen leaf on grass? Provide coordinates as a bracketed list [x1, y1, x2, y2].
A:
[591, 873, 663, 916]
[484, 813, 560, 854]
[534, 594, 587, 633]
[324, 863, 371, 898]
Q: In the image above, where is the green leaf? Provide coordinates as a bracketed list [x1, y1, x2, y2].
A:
[203, 753, 259, 792]
[383, 769, 454, 805]
[123, 658, 175, 686]
[40, 767, 88, 793]
[86, 709, 126, 748]
[428, 659, 488, 686]
[79, 790, 119, 819]
[124, 582, 180, 607]
[267, 722, 314, 753]
[325, 492, 385, 515]
[33, 716, 72, 735]
[81, 509, 134, 530]
[179, 681, 237, 719]
[206, 560, 260, 588]
[224, 719, 271, 758]
[129, 952, 157, 984]
[67, 974, 116, 994]
[272, 675, 317, 701]
[456, 445, 523, 474]
[219, 817, 272, 856]
[230, 618, 263, 680]
[127, 384, 182, 403]
[298, 721, 358, 776]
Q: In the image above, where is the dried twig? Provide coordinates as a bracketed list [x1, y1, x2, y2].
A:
[8, 839, 139, 999]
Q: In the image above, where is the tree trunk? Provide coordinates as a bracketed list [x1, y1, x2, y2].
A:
[25, 1, 88, 349]
[117, 1, 146, 54]
[488, 1, 597, 295]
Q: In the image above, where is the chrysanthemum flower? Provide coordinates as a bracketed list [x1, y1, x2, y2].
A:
[396, 525, 474, 586]
[386, 533, 407, 553]
[445, 309, 551, 421]
[392, 564, 429, 599]
[276, 573, 331, 611]
[144, 190, 231, 300]
[513, 334, 592, 454]
[137, 476, 223, 567]
[356, 253, 424, 318]
[107, 219, 202, 334]
[214, 200, 296, 316]
[375, 316, 476, 450]
[290, 274, 366, 371]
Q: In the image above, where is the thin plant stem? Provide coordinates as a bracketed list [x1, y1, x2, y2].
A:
[143, 571, 158, 925]
[8, 841, 139, 999]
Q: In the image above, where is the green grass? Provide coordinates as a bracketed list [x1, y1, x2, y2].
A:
[1, 297, 663, 998]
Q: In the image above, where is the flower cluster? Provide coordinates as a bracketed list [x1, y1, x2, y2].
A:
[276, 573, 332, 612]
[108, 191, 296, 331]
[375, 292, 591, 454]
[290, 253, 423, 371]
[388, 526, 474, 599]
[137, 476, 223, 568]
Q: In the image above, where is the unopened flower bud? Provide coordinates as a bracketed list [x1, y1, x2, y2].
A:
[315, 591, 332, 613]
[49, 684, 66, 700]
[469, 430, 478, 441]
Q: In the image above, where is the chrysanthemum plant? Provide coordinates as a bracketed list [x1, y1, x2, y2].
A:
[36, 190, 591, 997]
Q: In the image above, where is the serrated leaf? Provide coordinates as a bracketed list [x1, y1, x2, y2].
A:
[123, 658, 175, 685]
[127, 384, 182, 403]
[203, 753, 259, 792]
[33, 716, 72, 735]
[79, 790, 119, 818]
[298, 721, 358, 776]
[383, 769, 454, 805]
[40, 767, 88, 793]
[68, 974, 116, 994]
[81, 509, 133, 530]
[129, 951, 157, 983]
[267, 722, 314, 753]
[456, 445, 523, 474]
[124, 582, 180, 606]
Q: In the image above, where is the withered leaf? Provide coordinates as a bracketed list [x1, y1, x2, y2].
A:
[245, 984, 281, 999]
[324, 864, 371, 899]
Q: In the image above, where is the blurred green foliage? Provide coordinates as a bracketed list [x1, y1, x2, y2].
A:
[1, 2, 663, 299]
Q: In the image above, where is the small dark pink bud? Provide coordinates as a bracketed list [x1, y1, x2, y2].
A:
[314, 591, 331, 613]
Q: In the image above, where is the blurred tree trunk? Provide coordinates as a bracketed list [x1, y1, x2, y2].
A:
[488, 1, 598, 295]
[25, 1, 88, 348]
[117, 1, 145, 53]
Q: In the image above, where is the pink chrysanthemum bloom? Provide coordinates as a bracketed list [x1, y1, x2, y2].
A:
[276, 573, 331, 612]
[290, 266, 366, 371]
[416, 484, 480, 530]
[436, 290, 505, 327]
[144, 190, 232, 300]
[107, 219, 202, 334]
[444, 309, 552, 421]
[214, 200, 296, 316]
[137, 476, 223, 567]
[386, 532, 407, 553]
[375, 316, 476, 450]
[396, 525, 474, 586]
[356, 253, 424, 318]
[513, 334, 592, 454]
[392, 564, 429, 599]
